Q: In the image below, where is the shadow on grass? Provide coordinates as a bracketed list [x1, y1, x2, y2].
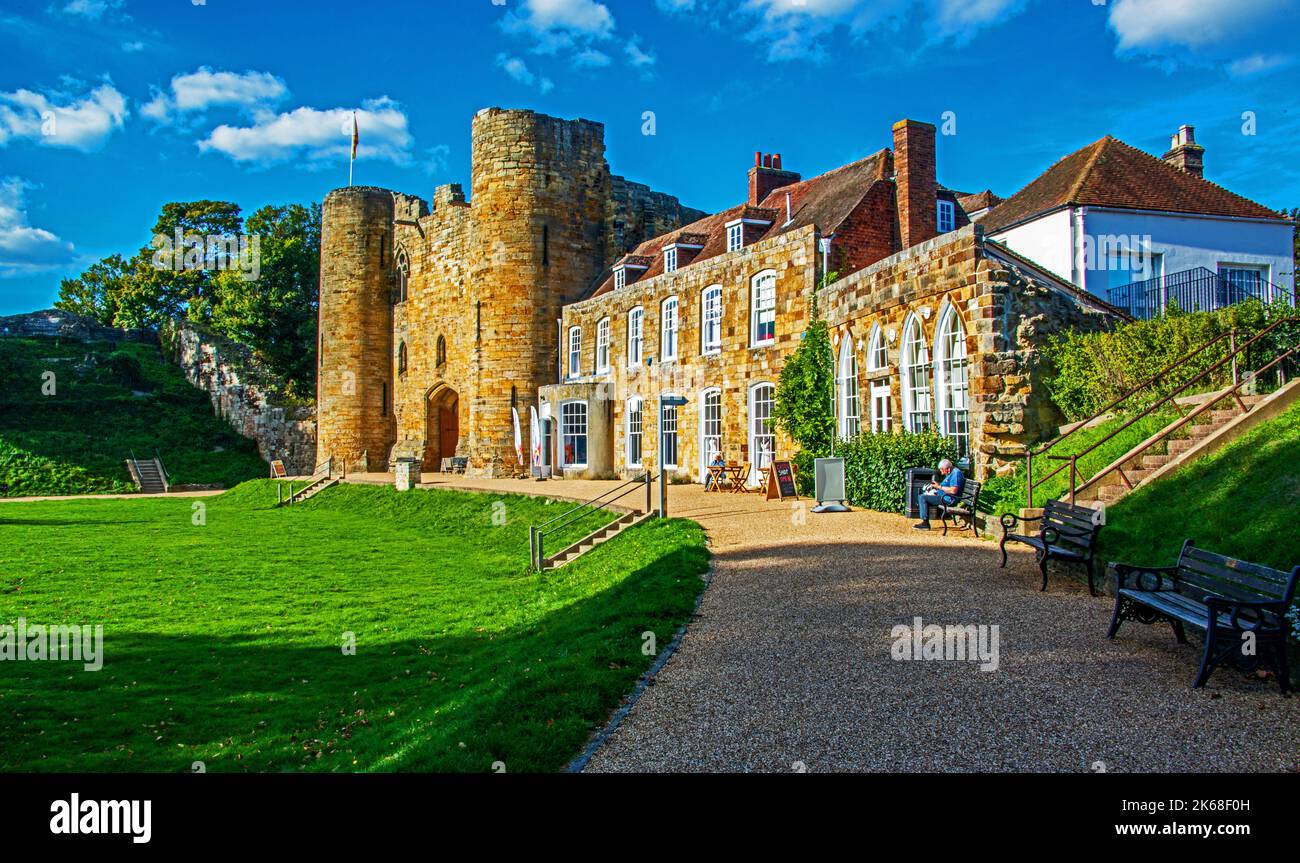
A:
[0, 537, 709, 774]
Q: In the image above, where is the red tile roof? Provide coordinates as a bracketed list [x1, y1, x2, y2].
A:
[588, 150, 891, 297]
[981, 136, 1285, 233]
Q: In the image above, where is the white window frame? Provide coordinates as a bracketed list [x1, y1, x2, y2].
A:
[726, 221, 744, 252]
[934, 303, 969, 459]
[900, 313, 932, 433]
[749, 382, 775, 484]
[661, 399, 679, 469]
[700, 387, 722, 481]
[870, 382, 893, 434]
[750, 270, 777, 347]
[701, 284, 723, 355]
[626, 397, 643, 468]
[661, 296, 679, 363]
[837, 337, 860, 440]
[664, 247, 677, 274]
[627, 307, 644, 367]
[866, 322, 887, 373]
[567, 325, 582, 379]
[560, 400, 588, 468]
[937, 200, 955, 234]
[614, 267, 626, 291]
[595, 317, 610, 374]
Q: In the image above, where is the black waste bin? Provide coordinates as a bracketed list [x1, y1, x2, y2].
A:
[904, 468, 938, 519]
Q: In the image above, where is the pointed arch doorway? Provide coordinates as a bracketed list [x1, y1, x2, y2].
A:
[424, 385, 459, 470]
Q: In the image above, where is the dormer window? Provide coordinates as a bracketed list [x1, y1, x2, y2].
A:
[727, 222, 744, 252]
[614, 267, 626, 290]
[664, 247, 677, 273]
[937, 200, 955, 233]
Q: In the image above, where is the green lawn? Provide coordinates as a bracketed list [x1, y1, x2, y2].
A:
[1097, 399, 1300, 572]
[0, 482, 709, 772]
[0, 337, 267, 496]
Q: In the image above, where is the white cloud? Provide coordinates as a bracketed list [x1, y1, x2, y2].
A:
[142, 67, 288, 125]
[504, 0, 616, 52]
[574, 48, 612, 68]
[59, 0, 125, 21]
[0, 82, 126, 151]
[1108, 0, 1292, 51]
[121, 40, 144, 52]
[496, 54, 555, 94]
[1227, 53, 1295, 78]
[0, 178, 76, 277]
[626, 37, 656, 69]
[197, 97, 412, 167]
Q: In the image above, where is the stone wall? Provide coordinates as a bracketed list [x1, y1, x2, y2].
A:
[0, 309, 154, 343]
[162, 322, 317, 474]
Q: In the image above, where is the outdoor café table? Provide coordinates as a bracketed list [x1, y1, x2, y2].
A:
[706, 464, 729, 492]
[727, 465, 748, 493]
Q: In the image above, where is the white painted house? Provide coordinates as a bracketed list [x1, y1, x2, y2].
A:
[978, 126, 1295, 317]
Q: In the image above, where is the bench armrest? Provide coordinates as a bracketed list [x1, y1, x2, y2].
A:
[1112, 562, 1178, 592]
[999, 513, 1040, 536]
[1203, 596, 1287, 632]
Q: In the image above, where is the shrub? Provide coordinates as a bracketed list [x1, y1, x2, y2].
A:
[1041, 300, 1296, 421]
[834, 430, 958, 514]
[104, 350, 145, 389]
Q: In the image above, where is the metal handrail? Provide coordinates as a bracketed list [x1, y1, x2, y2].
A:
[1027, 317, 1289, 507]
[1073, 345, 1297, 502]
[1040, 319, 1294, 501]
[531, 473, 655, 570]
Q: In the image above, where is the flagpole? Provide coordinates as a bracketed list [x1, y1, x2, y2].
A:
[349, 111, 357, 187]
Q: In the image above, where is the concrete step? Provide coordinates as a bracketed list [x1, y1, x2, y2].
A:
[1096, 485, 1126, 502]
[1139, 453, 1173, 469]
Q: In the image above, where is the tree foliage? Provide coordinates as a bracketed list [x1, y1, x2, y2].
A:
[773, 303, 835, 459]
[55, 199, 321, 398]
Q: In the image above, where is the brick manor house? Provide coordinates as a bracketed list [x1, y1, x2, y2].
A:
[316, 108, 1292, 483]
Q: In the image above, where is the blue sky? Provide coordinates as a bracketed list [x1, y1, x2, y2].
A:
[2, 0, 1298, 314]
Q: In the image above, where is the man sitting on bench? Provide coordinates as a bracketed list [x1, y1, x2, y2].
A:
[913, 459, 964, 531]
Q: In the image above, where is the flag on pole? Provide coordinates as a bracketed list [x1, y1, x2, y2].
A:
[348, 112, 358, 186]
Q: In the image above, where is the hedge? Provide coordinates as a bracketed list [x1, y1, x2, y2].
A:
[1041, 299, 1298, 422]
[796, 431, 958, 514]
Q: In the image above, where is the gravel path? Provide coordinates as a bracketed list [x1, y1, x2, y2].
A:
[369, 474, 1300, 772]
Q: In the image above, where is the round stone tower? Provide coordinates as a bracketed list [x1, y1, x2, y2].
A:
[316, 186, 396, 471]
[464, 109, 612, 472]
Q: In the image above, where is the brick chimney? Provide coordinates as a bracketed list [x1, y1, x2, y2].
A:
[893, 119, 938, 249]
[1162, 125, 1204, 179]
[749, 151, 800, 206]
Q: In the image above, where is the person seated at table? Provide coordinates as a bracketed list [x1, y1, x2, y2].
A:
[704, 452, 727, 490]
[913, 459, 965, 530]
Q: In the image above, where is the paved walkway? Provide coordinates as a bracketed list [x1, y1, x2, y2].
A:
[382, 473, 1298, 772]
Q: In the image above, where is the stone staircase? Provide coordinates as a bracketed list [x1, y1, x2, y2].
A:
[127, 455, 169, 494]
[1075, 384, 1292, 506]
[542, 511, 655, 570]
[281, 475, 339, 506]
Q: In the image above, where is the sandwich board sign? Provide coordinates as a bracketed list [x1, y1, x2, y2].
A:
[270, 459, 287, 478]
[765, 460, 798, 501]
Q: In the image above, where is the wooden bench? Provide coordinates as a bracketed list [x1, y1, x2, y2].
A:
[1107, 540, 1298, 692]
[999, 498, 1103, 594]
[939, 480, 982, 536]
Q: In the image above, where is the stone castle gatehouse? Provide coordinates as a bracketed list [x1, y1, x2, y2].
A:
[316, 108, 1121, 480]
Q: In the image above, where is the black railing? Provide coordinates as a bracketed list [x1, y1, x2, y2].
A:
[1108, 267, 1292, 320]
[530, 473, 654, 570]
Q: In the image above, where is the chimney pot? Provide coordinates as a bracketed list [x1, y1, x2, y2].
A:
[754, 151, 762, 168]
[773, 153, 782, 170]
[763, 153, 772, 169]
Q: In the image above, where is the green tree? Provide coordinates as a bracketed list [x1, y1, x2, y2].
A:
[55, 254, 128, 325]
[206, 203, 321, 395]
[773, 302, 836, 460]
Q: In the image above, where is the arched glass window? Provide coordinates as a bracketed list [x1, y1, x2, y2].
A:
[866, 323, 887, 373]
[661, 297, 679, 362]
[900, 314, 932, 433]
[595, 317, 611, 373]
[749, 382, 775, 483]
[436, 335, 447, 367]
[934, 304, 970, 458]
[866, 323, 891, 434]
[394, 249, 409, 304]
[397, 341, 408, 376]
[701, 285, 722, 354]
[837, 336, 859, 440]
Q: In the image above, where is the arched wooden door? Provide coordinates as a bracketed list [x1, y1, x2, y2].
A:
[424, 388, 459, 470]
